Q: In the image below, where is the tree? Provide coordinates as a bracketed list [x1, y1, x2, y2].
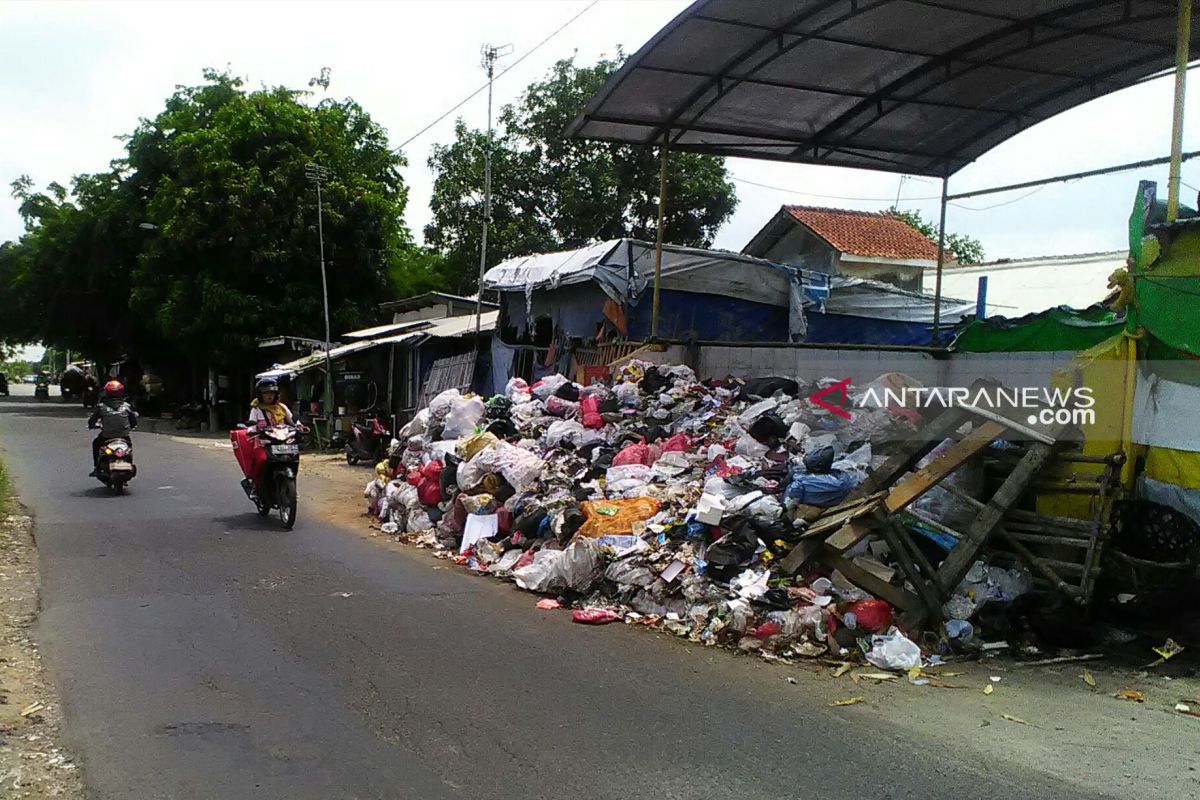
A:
[889, 207, 985, 265]
[0, 69, 417, 373]
[424, 53, 739, 292]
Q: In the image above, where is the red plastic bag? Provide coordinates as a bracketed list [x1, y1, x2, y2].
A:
[418, 479, 442, 506]
[545, 395, 580, 419]
[580, 395, 603, 429]
[407, 469, 422, 486]
[848, 599, 893, 633]
[497, 505, 512, 533]
[661, 433, 691, 452]
[571, 608, 620, 625]
[612, 439, 661, 467]
[420, 460, 443, 481]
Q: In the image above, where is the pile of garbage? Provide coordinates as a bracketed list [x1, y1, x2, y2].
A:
[361, 362, 1033, 668]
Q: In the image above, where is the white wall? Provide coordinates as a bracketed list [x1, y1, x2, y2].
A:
[923, 252, 1125, 317]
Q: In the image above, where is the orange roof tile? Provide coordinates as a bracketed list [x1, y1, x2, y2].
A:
[784, 205, 941, 261]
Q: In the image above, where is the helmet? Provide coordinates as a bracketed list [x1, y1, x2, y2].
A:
[103, 380, 124, 399]
[255, 377, 280, 399]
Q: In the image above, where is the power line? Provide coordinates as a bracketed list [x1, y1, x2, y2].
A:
[949, 184, 1048, 211]
[396, 0, 601, 152]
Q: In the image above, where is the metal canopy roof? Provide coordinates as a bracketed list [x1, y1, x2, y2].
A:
[566, 0, 1197, 177]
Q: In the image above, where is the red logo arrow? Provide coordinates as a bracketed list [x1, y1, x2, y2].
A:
[808, 377, 853, 420]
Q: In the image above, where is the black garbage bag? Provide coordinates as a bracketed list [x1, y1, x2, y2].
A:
[642, 424, 670, 443]
[640, 366, 670, 394]
[705, 525, 759, 582]
[737, 376, 800, 400]
[598, 395, 620, 414]
[485, 418, 519, 439]
[440, 455, 461, 495]
[747, 411, 787, 444]
[485, 395, 512, 418]
[803, 446, 836, 474]
[554, 382, 581, 401]
[514, 506, 547, 538]
[559, 506, 585, 545]
[754, 587, 792, 611]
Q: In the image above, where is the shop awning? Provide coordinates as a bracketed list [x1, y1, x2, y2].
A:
[566, 0, 1197, 176]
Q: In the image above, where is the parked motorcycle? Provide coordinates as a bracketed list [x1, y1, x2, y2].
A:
[231, 423, 302, 529]
[0, 373, 8, 396]
[337, 416, 392, 466]
[90, 435, 136, 494]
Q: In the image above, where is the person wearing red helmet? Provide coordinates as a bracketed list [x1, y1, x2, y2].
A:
[87, 380, 138, 476]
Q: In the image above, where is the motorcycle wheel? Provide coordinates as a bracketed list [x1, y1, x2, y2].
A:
[254, 497, 271, 516]
[109, 481, 122, 496]
[345, 448, 357, 466]
[276, 474, 297, 530]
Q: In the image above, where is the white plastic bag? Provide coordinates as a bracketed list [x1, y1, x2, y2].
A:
[865, 628, 922, 671]
[531, 374, 569, 400]
[397, 409, 429, 440]
[442, 396, 486, 439]
[513, 549, 567, 593]
[470, 441, 545, 493]
[505, 377, 533, 404]
[734, 433, 769, 459]
[650, 451, 690, 479]
[428, 389, 462, 423]
[613, 382, 640, 406]
[738, 398, 778, 427]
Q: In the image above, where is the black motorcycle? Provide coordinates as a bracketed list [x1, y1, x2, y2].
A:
[0, 373, 8, 397]
[91, 435, 137, 494]
[336, 416, 392, 466]
[236, 423, 301, 529]
[34, 374, 50, 402]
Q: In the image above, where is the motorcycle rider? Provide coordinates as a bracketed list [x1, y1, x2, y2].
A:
[248, 378, 299, 427]
[88, 380, 138, 476]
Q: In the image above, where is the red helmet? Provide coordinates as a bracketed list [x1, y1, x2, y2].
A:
[103, 380, 124, 398]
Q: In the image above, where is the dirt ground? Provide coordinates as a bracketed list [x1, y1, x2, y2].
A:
[0, 502, 84, 799]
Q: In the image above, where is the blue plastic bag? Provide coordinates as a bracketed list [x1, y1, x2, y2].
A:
[784, 469, 856, 507]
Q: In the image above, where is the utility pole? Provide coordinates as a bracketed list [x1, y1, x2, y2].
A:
[305, 162, 335, 445]
[475, 43, 512, 336]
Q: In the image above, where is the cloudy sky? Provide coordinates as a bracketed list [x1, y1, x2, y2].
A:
[2, 0, 1197, 272]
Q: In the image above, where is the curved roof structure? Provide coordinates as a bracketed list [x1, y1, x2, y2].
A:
[566, 0, 1197, 176]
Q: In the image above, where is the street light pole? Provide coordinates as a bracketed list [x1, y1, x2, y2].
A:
[475, 43, 511, 336]
[306, 162, 334, 444]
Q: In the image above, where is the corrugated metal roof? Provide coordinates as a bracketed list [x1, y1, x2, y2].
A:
[422, 311, 498, 337]
[342, 320, 427, 340]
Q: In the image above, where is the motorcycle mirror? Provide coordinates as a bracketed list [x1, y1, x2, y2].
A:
[235, 423, 248, 430]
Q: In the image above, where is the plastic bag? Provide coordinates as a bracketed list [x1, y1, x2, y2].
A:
[848, 599, 893, 633]
[468, 441, 545, 493]
[418, 478, 442, 506]
[661, 432, 691, 452]
[531, 374, 568, 400]
[545, 394, 581, 419]
[505, 377, 533, 404]
[605, 558, 657, 588]
[572, 608, 619, 625]
[428, 389, 462, 423]
[397, 409, 429, 440]
[651, 451, 690, 479]
[865, 628, 922, 670]
[558, 536, 602, 591]
[605, 463, 652, 487]
[577, 497, 661, 537]
[580, 395, 603, 429]
[457, 431, 499, 461]
[441, 396, 486, 439]
[783, 469, 857, 507]
[734, 433, 769, 459]
[613, 382, 640, 406]
[738, 398, 778, 427]
[542, 419, 602, 449]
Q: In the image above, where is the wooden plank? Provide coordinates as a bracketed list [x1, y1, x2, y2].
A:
[1003, 531, 1091, 548]
[779, 519, 877, 575]
[885, 420, 1006, 513]
[958, 403, 1056, 444]
[798, 493, 886, 539]
[821, 547, 919, 612]
[845, 408, 967, 500]
[879, 517, 941, 621]
[936, 441, 1058, 592]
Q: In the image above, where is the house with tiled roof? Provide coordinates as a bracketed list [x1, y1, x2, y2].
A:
[742, 205, 944, 291]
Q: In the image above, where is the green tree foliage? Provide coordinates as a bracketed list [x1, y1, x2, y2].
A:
[424, 54, 739, 293]
[0, 69, 419, 367]
[889, 207, 985, 265]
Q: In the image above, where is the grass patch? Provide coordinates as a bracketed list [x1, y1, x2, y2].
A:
[0, 452, 11, 515]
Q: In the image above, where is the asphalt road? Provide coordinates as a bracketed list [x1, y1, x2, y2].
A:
[0, 396, 1107, 800]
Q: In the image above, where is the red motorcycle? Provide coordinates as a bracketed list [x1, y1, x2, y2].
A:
[231, 423, 303, 529]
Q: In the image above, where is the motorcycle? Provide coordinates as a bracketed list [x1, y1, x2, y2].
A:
[91, 435, 136, 494]
[82, 381, 99, 408]
[337, 416, 392, 466]
[0, 373, 8, 396]
[231, 423, 302, 529]
[34, 375, 50, 402]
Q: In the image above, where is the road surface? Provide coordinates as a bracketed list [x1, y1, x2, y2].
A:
[0, 396, 1135, 799]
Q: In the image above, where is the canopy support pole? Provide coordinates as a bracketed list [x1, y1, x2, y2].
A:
[651, 134, 669, 340]
[1167, 0, 1192, 222]
[931, 176, 948, 347]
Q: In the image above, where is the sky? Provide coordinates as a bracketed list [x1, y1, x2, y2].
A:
[2, 0, 1198, 284]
